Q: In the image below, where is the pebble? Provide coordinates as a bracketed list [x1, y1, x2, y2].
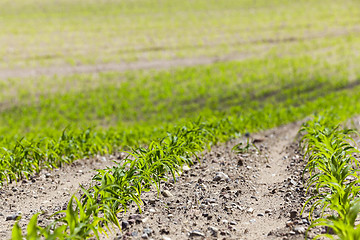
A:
[162, 190, 173, 198]
[289, 210, 297, 219]
[213, 172, 230, 182]
[141, 233, 148, 239]
[6, 214, 19, 221]
[302, 218, 308, 224]
[149, 208, 156, 213]
[247, 208, 254, 214]
[162, 237, 172, 240]
[129, 214, 141, 220]
[208, 226, 219, 237]
[149, 199, 156, 205]
[189, 230, 205, 237]
[230, 221, 237, 225]
[293, 226, 306, 234]
[143, 227, 153, 235]
[121, 221, 129, 229]
[257, 213, 264, 217]
[204, 198, 217, 204]
[183, 165, 191, 171]
[222, 219, 228, 224]
[249, 219, 256, 223]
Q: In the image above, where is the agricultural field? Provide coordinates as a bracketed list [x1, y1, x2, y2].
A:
[0, 0, 360, 239]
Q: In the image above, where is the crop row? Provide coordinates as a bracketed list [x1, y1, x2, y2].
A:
[11, 118, 233, 239]
[2, 75, 360, 187]
[300, 116, 360, 239]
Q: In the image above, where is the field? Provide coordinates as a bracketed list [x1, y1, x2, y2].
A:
[1, 0, 360, 239]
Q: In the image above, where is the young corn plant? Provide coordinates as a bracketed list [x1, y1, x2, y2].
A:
[300, 115, 360, 239]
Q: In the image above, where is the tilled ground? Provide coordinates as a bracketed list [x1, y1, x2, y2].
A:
[1, 119, 347, 240]
[0, 156, 120, 239]
[113, 121, 312, 240]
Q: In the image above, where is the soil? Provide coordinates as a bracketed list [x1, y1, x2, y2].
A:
[0, 155, 119, 239]
[1, 118, 359, 239]
[0, 53, 254, 80]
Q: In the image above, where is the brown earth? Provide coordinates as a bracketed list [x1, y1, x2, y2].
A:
[1, 118, 359, 240]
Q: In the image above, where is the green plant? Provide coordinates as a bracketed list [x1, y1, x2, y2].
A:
[300, 115, 360, 239]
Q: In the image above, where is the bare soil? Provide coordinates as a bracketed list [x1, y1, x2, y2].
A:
[110, 121, 310, 240]
[0, 53, 254, 80]
[0, 156, 118, 239]
[0, 120, 321, 240]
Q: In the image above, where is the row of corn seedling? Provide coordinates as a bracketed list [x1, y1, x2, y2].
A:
[11, 119, 231, 239]
[300, 116, 360, 239]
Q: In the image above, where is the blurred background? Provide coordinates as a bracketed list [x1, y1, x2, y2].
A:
[0, 0, 359, 142]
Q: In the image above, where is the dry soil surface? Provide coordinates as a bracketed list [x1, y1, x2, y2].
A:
[111, 121, 312, 240]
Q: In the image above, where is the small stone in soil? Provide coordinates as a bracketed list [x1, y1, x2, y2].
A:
[162, 190, 173, 197]
[257, 213, 264, 217]
[249, 219, 256, 223]
[6, 214, 20, 221]
[302, 218, 308, 224]
[182, 165, 191, 171]
[189, 230, 205, 237]
[290, 210, 297, 219]
[129, 214, 141, 220]
[293, 226, 306, 234]
[213, 172, 230, 182]
[141, 233, 148, 239]
[230, 221, 237, 225]
[247, 208, 254, 214]
[121, 221, 129, 229]
[143, 227, 153, 235]
[208, 226, 219, 237]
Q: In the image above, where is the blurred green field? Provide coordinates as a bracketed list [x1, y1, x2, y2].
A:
[0, 0, 359, 68]
[0, 0, 360, 182]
